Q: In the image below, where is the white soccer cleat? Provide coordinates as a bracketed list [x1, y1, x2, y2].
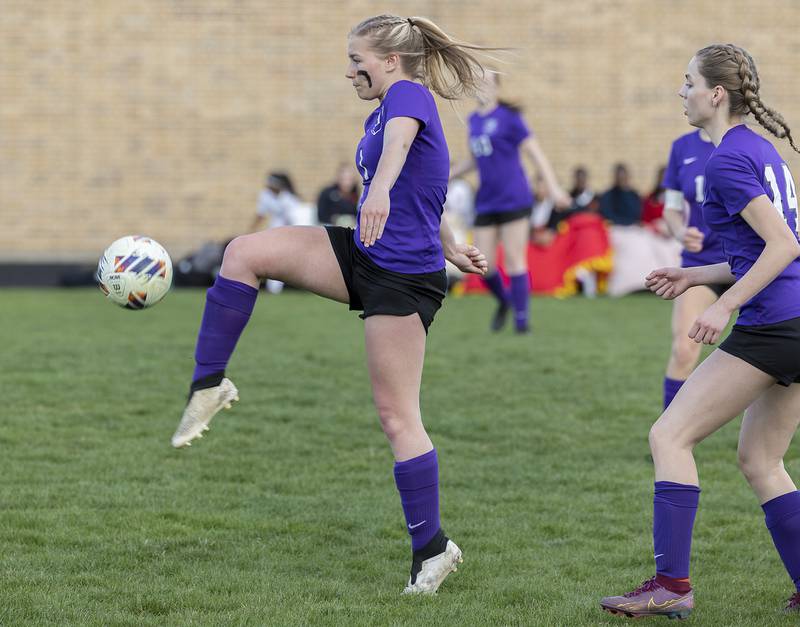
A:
[171, 378, 239, 448]
[402, 539, 463, 595]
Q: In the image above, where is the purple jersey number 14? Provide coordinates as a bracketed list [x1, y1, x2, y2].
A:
[765, 164, 799, 235]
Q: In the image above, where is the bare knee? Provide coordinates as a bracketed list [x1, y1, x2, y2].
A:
[504, 252, 528, 276]
[221, 234, 275, 279]
[738, 447, 783, 486]
[221, 235, 252, 274]
[375, 402, 419, 441]
[649, 418, 692, 458]
[670, 337, 701, 373]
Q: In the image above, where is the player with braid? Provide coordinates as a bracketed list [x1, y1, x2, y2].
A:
[170, 14, 493, 594]
[601, 44, 800, 618]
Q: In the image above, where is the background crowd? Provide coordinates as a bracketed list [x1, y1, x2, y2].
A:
[196, 160, 680, 298]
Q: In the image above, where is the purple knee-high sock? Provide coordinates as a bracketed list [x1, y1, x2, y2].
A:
[192, 275, 258, 386]
[653, 481, 700, 579]
[509, 272, 530, 331]
[763, 491, 800, 591]
[394, 449, 441, 551]
[663, 377, 685, 410]
[482, 271, 509, 306]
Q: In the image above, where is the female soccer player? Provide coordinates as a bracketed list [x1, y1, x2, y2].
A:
[450, 73, 570, 333]
[659, 128, 723, 408]
[601, 44, 800, 618]
[170, 14, 491, 595]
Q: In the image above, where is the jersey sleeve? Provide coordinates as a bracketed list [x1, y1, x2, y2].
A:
[508, 110, 532, 146]
[662, 140, 681, 191]
[384, 82, 430, 129]
[705, 151, 766, 216]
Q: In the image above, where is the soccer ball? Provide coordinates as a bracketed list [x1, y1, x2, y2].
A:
[97, 235, 173, 309]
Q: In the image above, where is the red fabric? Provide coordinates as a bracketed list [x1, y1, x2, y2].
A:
[641, 193, 665, 224]
[464, 212, 611, 295]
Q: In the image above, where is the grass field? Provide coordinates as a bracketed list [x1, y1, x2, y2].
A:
[1, 288, 799, 625]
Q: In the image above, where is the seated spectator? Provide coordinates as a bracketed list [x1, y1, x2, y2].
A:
[641, 165, 671, 237]
[599, 163, 642, 225]
[569, 165, 599, 213]
[545, 165, 600, 232]
[317, 164, 360, 227]
[251, 171, 313, 294]
[605, 164, 680, 296]
[251, 172, 313, 233]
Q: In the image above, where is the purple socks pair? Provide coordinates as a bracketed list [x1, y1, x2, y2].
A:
[482, 271, 530, 332]
[653, 483, 800, 592]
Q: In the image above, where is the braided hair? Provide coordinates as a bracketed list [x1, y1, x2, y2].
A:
[696, 44, 799, 154]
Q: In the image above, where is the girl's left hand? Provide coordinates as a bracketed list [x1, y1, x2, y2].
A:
[689, 300, 734, 345]
[359, 188, 390, 247]
[448, 244, 488, 275]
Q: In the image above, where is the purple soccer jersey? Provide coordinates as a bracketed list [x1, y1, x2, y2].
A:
[662, 130, 723, 268]
[703, 124, 800, 326]
[354, 80, 449, 274]
[469, 104, 534, 214]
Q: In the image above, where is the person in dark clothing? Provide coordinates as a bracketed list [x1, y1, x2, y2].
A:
[600, 163, 642, 225]
[317, 163, 361, 226]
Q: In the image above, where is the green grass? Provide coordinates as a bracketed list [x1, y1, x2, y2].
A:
[0, 288, 798, 625]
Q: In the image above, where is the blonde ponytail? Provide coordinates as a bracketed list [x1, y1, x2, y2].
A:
[350, 14, 501, 100]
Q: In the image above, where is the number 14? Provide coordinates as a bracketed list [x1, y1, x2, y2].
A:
[765, 163, 799, 234]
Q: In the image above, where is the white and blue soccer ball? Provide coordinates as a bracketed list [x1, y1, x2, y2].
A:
[96, 235, 173, 309]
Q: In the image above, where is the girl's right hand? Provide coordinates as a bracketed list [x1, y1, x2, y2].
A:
[645, 267, 692, 300]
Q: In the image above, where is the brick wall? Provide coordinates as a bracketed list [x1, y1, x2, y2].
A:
[2, 0, 799, 261]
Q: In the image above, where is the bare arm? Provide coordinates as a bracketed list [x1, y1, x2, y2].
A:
[662, 189, 686, 240]
[685, 194, 800, 344]
[449, 155, 476, 180]
[521, 137, 571, 207]
[360, 116, 419, 247]
[663, 189, 704, 252]
[440, 215, 487, 275]
[716, 194, 800, 311]
[685, 262, 737, 286]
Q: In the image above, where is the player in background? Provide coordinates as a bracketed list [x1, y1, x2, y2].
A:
[450, 72, 570, 333]
[601, 44, 800, 618]
[660, 129, 722, 408]
[171, 14, 492, 595]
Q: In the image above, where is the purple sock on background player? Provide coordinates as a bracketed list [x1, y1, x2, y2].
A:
[653, 481, 700, 580]
[663, 377, 685, 410]
[193, 275, 258, 384]
[394, 448, 440, 551]
[509, 272, 530, 331]
[482, 271, 509, 306]
[763, 491, 800, 591]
